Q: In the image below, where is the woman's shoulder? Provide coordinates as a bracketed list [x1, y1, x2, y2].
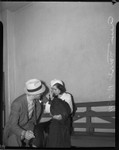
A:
[61, 92, 72, 99]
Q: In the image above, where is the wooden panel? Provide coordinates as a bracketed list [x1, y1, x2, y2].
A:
[76, 101, 115, 107]
[74, 111, 115, 117]
[73, 123, 115, 128]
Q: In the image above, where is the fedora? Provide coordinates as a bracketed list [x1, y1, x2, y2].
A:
[25, 79, 45, 95]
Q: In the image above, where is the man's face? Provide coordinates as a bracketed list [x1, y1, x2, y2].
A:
[34, 93, 42, 100]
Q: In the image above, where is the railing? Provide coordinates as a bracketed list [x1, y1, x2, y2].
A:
[42, 100, 115, 136]
[73, 100, 115, 136]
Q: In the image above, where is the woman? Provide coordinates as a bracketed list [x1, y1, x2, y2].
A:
[50, 79, 77, 134]
[50, 79, 73, 113]
[46, 97, 71, 147]
[46, 79, 75, 147]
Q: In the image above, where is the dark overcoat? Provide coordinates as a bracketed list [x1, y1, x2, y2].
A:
[46, 98, 71, 148]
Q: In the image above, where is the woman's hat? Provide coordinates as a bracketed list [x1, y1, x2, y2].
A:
[25, 79, 45, 95]
[50, 79, 63, 87]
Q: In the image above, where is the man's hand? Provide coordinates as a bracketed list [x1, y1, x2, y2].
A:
[24, 130, 35, 140]
[52, 114, 62, 120]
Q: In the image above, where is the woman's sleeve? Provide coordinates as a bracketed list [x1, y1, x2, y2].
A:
[61, 101, 71, 120]
[64, 94, 73, 113]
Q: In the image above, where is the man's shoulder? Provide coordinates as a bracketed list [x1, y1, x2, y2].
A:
[13, 94, 26, 104]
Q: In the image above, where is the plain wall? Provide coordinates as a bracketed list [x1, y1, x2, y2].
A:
[2, 2, 118, 121]
[14, 2, 116, 100]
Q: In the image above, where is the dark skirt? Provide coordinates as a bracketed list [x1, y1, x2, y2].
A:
[46, 97, 71, 148]
[46, 118, 71, 148]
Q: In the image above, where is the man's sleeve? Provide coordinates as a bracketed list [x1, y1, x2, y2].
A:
[9, 102, 24, 137]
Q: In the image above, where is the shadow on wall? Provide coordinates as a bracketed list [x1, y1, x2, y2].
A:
[0, 21, 3, 145]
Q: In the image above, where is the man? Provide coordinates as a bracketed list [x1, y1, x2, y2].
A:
[3, 79, 46, 147]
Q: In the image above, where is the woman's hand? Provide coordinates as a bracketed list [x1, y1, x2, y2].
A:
[49, 90, 54, 100]
[52, 114, 62, 120]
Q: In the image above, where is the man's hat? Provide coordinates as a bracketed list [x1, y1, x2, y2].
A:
[25, 79, 45, 95]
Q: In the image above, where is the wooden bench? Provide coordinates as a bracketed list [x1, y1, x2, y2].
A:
[71, 100, 115, 147]
[73, 100, 115, 136]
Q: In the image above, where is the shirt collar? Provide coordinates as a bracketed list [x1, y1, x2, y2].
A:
[27, 95, 34, 105]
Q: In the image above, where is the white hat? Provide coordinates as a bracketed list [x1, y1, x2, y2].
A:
[50, 79, 63, 87]
[25, 79, 45, 95]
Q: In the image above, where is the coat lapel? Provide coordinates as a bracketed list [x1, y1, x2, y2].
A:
[22, 95, 29, 119]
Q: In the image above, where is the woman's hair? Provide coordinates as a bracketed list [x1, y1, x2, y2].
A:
[54, 83, 66, 94]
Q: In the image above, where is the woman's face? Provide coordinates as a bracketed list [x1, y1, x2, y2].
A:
[51, 85, 61, 96]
